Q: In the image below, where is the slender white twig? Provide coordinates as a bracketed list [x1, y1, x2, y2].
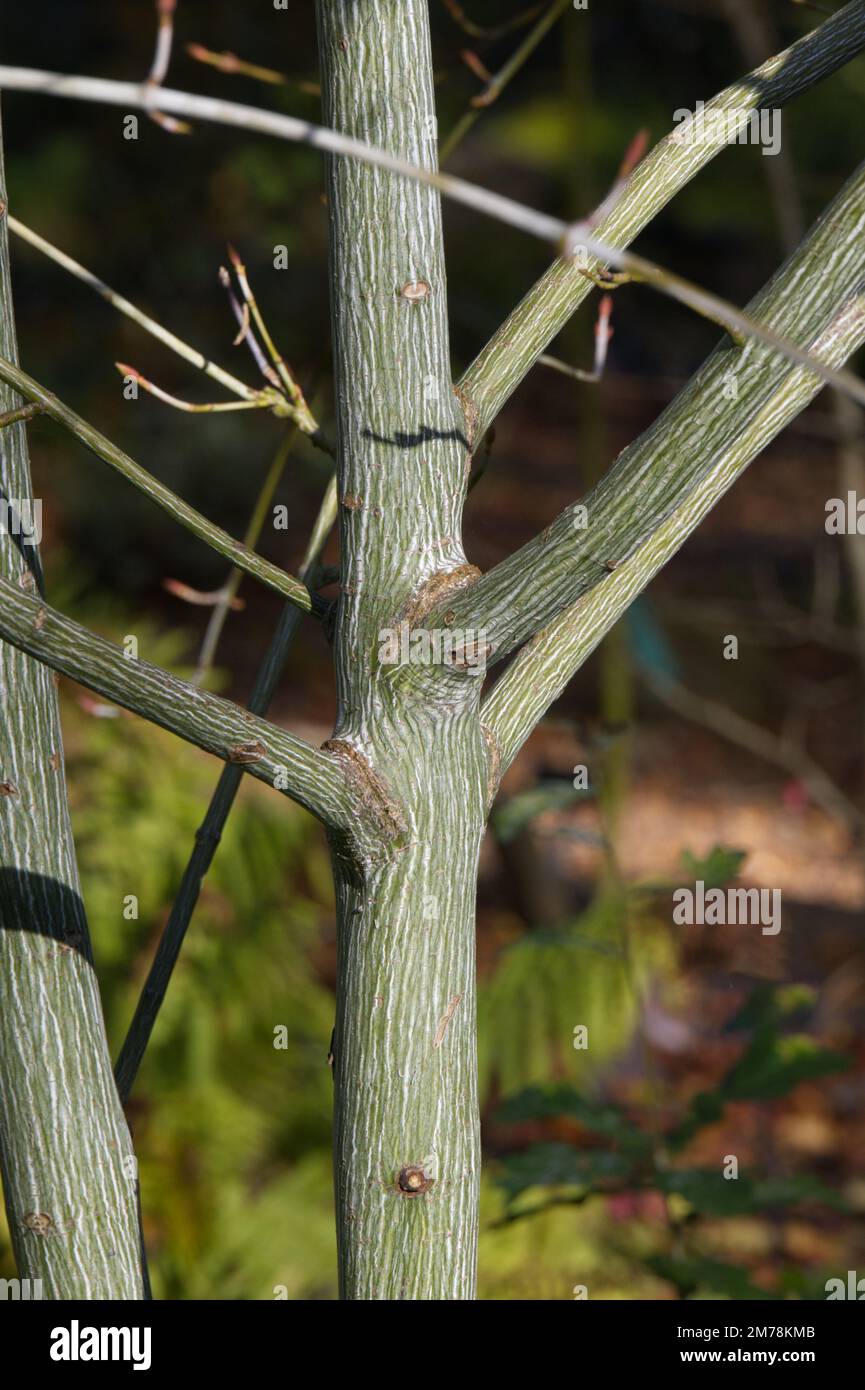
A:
[146, 0, 189, 134]
[218, 265, 277, 385]
[149, 0, 175, 86]
[0, 59, 864, 403]
[0, 67, 564, 238]
[539, 295, 615, 383]
[115, 364, 269, 414]
[8, 215, 257, 401]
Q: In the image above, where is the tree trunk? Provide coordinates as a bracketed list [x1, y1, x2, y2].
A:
[317, 0, 486, 1299]
[0, 107, 144, 1299]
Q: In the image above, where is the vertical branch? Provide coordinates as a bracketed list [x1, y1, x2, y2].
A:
[0, 109, 145, 1299]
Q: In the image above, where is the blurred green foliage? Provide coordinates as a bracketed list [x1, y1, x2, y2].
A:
[479, 891, 675, 1095]
[491, 981, 851, 1299]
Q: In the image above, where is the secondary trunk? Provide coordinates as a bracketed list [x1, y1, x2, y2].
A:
[0, 107, 144, 1299]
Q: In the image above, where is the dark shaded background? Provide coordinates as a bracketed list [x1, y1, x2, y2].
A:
[0, 0, 863, 1299]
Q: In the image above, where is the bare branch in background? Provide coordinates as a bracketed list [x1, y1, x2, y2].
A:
[0, 353, 325, 616]
[1, 20, 865, 407]
[186, 42, 320, 94]
[641, 667, 864, 831]
[441, 0, 570, 161]
[9, 215, 257, 401]
[460, 48, 492, 83]
[114, 470, 338, 1102]
[162, 579, 245, 610]
[190, 427, 300, 686]
[441, 0, 546, 40]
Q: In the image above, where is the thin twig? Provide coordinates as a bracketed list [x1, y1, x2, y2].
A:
[192, 426, 300, 685]
[441, 0, 571, 161]
[146, 0, 190, 134]
[562, 237, 863, 401]
[226, 245, 317, 431]
[0, 352, 325, 616]
[1, 55, 864, 405]
[0, 400, 43, 428]
[441, 0, 546, 40]
[539, 294, 615, 383]
[9, 215, 258, 401]
[163, 579, 245, 610]
[186, 43, 319, 93]
[460, 50, 492, 84]
[219, 264, 280, 386]
[642, 667, 864, 830]
[115, 363, 271, 413]
[148, 0, 176, 87]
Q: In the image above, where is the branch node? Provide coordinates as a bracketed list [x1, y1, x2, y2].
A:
[321, 739, 408, 841]
[227, 740, 267, 764]
[400, 563, 482, 628]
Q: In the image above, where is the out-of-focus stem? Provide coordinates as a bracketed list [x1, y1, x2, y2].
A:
[192, 427, 299, 684]
[115, 472, 338, 1103]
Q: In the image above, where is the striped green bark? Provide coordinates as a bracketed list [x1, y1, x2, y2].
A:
[0, 107, 144, 1299]
[316, 0, 484, 1300]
